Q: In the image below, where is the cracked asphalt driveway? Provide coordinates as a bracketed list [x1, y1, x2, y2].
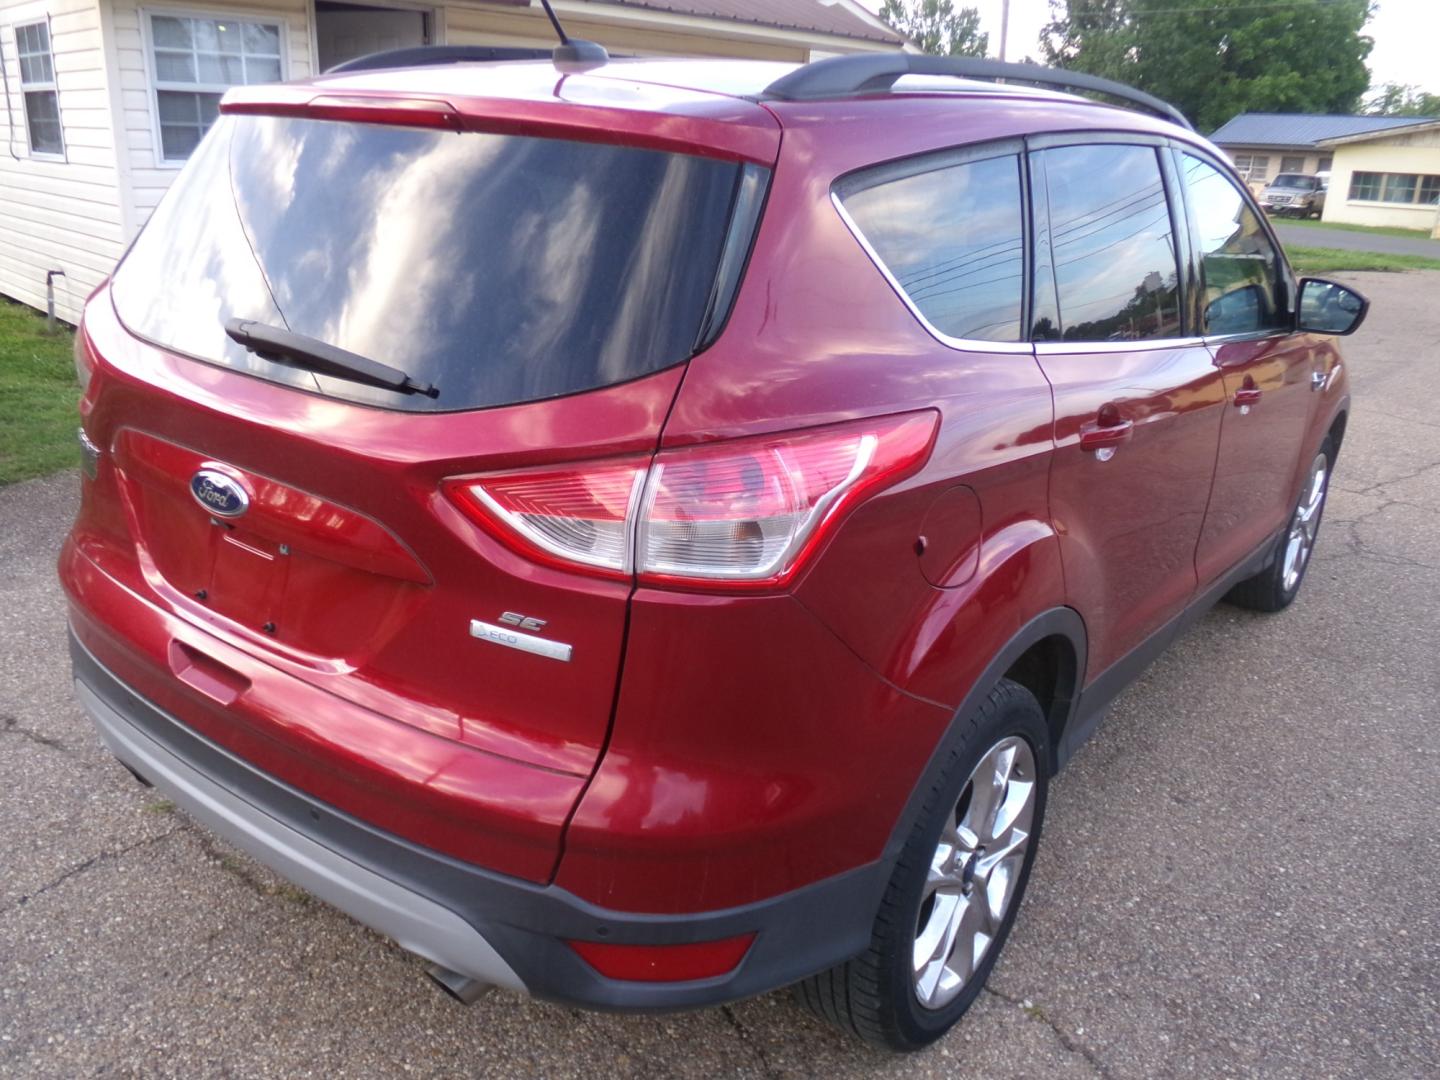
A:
[2, 272, 1437, 1078]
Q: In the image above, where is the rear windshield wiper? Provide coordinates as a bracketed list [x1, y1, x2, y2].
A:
[224, 319, 439, 399]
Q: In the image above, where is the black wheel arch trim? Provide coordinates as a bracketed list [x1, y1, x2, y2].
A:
[879, 607, 1087, 869]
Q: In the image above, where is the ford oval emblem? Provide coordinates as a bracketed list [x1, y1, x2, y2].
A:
[190, 469, 250, 518]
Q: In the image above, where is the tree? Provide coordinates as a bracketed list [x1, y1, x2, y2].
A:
[1365, 82, 1440, 117]
[880, 0, 989, 58]
[1039, 0, 1374, 133]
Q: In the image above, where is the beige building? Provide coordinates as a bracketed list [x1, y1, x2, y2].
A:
[0, 0, 902, 323]
[1317, 119, 1440, 230]
[1208, 111, 1429, 194]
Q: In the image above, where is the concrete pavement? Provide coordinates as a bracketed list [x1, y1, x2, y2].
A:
[2, 272, 1437, 1078]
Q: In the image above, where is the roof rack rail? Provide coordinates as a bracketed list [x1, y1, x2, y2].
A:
[328, 45, 553, 74]
[761, 55, 1192, 131]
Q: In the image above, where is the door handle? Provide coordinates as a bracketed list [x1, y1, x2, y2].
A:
[1079, 415, 1134, 453]
[1311, 369, 1327, 392]
[1234, 386, 1262, 407]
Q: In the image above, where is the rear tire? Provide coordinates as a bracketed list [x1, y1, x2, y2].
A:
[1226, 437, 1334, 612]
[795, 679, 1049, 1050]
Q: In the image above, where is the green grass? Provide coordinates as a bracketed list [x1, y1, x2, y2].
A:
[1277, 218, 1435, 240]
[0, 298, 80, 485]
[1286, 245, 1440, 273]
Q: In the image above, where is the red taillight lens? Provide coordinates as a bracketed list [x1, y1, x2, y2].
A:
[74, 330, 95, 395]
[442, 411, 936, 589]
[637, 412, 935, 586]
[568, 934, 755, 982]
[444, 460, 647, 578]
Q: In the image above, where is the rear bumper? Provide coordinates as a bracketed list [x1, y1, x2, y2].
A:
[71, 631, 887, 1010]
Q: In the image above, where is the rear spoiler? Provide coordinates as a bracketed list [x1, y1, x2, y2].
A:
[218, 84, 780, 165]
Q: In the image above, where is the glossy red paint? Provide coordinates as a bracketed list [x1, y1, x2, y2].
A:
[1196, 334, 1330, 587]
[556, 589, 951, 911]
[1038, 343, 1226, 675]
[62, 289, 685, 879]
[63, 59, 1355, 952]
[62, 558, 582, 879]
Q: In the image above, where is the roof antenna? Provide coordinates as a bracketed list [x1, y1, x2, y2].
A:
[536, 0, 608, 70]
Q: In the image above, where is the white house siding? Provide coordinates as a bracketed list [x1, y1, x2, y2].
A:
[0, 0, 125, 323]
[108, 0, 312, 226]
[444, 3, 808, 62]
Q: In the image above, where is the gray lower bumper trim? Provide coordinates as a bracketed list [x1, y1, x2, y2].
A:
[76, 680, 525, 992]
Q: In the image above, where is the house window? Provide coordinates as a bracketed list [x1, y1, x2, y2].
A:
[1381, 174, 1418, 203]
[1348, 172, 1383, 201]
[1317, 156, 1333, 173]
[16, 21, 63, 157]
[1349, 171, 1440, 205]
[1231, 154, 1269, 182]
[147, 13, 283, 161]
[1280, 155, 1305, 174]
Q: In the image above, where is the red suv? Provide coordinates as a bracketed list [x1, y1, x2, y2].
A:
[60, 51, 1366, 1050]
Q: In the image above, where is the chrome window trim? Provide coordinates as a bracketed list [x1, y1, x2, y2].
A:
[829, 191, 1034, 356]
[1202, 330, 1293, 347]
[1034, 337, 1208, 356]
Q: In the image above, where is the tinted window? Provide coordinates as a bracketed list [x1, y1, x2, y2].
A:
[1037, 144, 1182, 343]
[112, 116, 746, 412]
[1180, 154, 1287, 337]
[840, 153, 1024, 342]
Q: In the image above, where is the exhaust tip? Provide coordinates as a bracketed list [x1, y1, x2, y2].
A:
[425, 963, 493, 1006]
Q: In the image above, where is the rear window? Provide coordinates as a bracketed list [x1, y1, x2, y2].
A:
[111, 115, 752, 411]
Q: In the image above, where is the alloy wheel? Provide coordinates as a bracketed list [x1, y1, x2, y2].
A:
[912, 736, 1037, 1010]
[1281, 452, 1329, 593]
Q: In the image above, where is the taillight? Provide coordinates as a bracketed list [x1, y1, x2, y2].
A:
[638, 412, 936, 585]
[444, 461, 647, 579]
[444, 411, 936, 589]
[74, 330, 94, 394]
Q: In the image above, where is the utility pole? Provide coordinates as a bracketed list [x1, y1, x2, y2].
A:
[999, 0, 1011, 61]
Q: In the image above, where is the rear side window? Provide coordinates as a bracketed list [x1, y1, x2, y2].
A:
[837, 152, 1025, 343]
[112, 115, 750, 412]
[1034, 144, 1183, 343]
[1180, 154, 1287, 337]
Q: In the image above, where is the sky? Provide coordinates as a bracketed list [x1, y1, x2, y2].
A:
[854, 0, 1440, 95]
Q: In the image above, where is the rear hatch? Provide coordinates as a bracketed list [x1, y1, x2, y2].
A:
[73, 88, 774, 877]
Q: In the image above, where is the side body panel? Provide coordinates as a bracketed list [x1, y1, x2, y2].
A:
[1196, 334, 1327, 585]
[1038, 344, 1225, 674]
[558, 97, 1075, 913]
